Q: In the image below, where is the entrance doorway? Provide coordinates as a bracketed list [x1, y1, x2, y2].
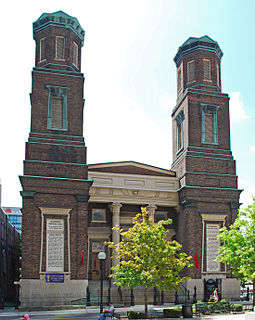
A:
[92, 252, 101, 280]
[204, 279, 217, 301]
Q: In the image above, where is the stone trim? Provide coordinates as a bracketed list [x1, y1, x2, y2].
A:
[39, 207, 72, 275]
[20, 191, 36, 199]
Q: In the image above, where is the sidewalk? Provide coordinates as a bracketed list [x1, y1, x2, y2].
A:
[0, 304, 253, 320]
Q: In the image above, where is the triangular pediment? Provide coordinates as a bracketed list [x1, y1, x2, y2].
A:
[88, 161, 175, 177]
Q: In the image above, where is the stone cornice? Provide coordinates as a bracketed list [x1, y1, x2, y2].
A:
[33, 11, 85, 45]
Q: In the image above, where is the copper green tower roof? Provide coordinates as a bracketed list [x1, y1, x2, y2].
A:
[33, 10, 85, 45]
[174, 35, 223, 65]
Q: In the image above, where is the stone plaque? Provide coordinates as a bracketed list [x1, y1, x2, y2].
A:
[206, 224, 220, 272]
[47, 219, 64, 272]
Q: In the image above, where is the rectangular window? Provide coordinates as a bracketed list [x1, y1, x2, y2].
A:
[72, 42, 78, 67]
[155, 212, 167, 223]
[187, 60, 195, 83]
[201, 104, 218, 144]
[92, 209, 106, 223]
[203, 59, 212, 81]
[46, 85, 70, 130]
[216, 64, 220, 87]
[55, 36, 65, 60]
[175, 110, 184, 153]
[51, 96, 64, 129]
[177, 68, 182, 92]
[177, 122, 183, 150]
[204, 113, 214, 142]
[40, 37, 46, 61]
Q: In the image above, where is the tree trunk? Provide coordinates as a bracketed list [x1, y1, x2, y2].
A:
[144, 287, 148, 318]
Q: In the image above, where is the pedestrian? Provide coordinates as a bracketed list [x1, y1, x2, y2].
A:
[209, 287, 218, 303]
[21, 314, 30, 320]
[213, 288, 219, 303]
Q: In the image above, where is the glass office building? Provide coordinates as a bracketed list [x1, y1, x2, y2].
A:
[2, 207, 22, 234]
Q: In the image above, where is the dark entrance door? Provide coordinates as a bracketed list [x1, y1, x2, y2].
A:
[204, 279, 217, 301]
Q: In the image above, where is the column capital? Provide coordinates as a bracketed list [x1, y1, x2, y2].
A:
[146, 204, 157, 210]
[109, 202, 122, 213]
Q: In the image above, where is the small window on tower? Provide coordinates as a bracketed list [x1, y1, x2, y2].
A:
[175, 110, 184, 153]
[46, 85, 70, 131]
[72, 42, 78, 67]
[187, 60, 195, 83]
[40, 37, 46, 62]
[203, 59, 212, 81]
[201, 104, 218, 144]
[55, 36, 65, 60]
[177, 68, 182, 92]
[216, 64, 220, 88]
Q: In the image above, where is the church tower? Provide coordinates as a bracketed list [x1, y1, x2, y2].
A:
[172, 36, 242, 300]
[19, 11, 92, 306]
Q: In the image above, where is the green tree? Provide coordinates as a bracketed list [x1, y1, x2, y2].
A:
[105, 207, 192, 317]
[217, 197, 255, 306]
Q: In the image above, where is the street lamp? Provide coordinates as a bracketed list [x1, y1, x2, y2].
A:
[98, 251, 106, 313]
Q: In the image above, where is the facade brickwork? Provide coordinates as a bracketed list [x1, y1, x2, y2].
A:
[19, 17, 242, 305]
[172, 36, 242, 292]
[20, 11, 91, 306]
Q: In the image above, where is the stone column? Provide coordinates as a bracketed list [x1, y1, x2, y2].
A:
[110, 203, 122, 268]
[147, 204, 157, 223]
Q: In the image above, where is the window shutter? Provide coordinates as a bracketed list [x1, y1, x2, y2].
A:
[56, 36, 65, 60]
[51, 96, 63, 129]
[187, 60, 195, 82]
[73, 42, 78, 67]
[204, 59, 211, 81]
[40, 38, 46, 61]
[205, 113, 214, 142]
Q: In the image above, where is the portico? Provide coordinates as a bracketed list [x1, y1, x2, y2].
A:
[87, 161, 179, 284]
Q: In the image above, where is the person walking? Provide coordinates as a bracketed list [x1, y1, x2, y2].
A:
[209, 287, 218, 303]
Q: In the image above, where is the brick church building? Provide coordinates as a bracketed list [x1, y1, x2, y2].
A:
[19, 11, 242, 307]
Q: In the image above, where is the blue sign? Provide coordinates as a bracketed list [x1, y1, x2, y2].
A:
[46, 274, 64, 283]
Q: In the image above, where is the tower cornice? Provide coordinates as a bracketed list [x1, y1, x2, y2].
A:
[33, 10, 85, 45]
[174, 35, 223, 66]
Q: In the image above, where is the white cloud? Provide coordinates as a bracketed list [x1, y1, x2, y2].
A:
[229, 92, 249, 123]
[240, 188, 255, 208]
[84, 81, 172, 169]
[250, 145, 255, 153]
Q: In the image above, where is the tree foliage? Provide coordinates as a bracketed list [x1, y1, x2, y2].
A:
[217, 198, 255, 281]
[105, 207, 192, 292]
[217, 197, 255, 305]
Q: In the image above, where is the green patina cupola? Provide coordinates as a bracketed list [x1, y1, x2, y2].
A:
[174, 35, 223, 66]
[174, 35, 223, 95]
[33, 10, 85, 45]
[32, 10, 85, 72]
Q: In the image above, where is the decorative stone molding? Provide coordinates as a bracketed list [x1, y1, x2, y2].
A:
[20, 191, 36, 199]
[75, 193, 90, 202]
[38, 207, 72, 275]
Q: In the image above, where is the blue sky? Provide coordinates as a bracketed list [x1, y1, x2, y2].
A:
[0, 0, 254, 207]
